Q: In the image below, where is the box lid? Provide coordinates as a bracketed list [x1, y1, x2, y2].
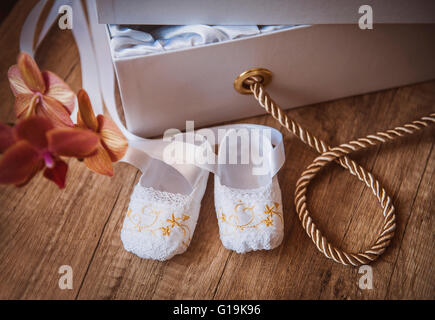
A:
[96, 0, 435, 25]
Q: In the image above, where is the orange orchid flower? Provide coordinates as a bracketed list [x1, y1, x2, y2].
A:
[7, 52, 76, 127]
[0, 116, 99, 188]
[76, 89, 128, 176]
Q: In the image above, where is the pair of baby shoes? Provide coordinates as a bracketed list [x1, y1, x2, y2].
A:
[120, 125, 285, 261]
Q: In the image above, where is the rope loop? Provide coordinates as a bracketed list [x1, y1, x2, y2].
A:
[246, 76, 435, 266]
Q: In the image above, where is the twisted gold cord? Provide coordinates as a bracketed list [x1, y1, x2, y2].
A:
[245, 76, 435, 266]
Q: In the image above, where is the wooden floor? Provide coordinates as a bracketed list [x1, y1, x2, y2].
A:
[0, 1, 433, 300]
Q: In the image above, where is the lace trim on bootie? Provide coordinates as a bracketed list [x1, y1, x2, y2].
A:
[130, 184, 192, 207]
[214, 178, 280, 202]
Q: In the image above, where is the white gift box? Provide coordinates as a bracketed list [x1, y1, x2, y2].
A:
[96, 1, 435, 137]
[96, 0, 435, 25]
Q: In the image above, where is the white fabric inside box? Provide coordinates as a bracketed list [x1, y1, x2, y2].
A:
[108, 24, 300, 59]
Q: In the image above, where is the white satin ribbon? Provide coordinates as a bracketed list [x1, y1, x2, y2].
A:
[20, 0, 286, 192]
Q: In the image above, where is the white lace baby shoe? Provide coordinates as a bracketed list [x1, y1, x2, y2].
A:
[215, 176, 283, 253]
[120, 124, 284, 259]
[121, 156, 209, 261]
[213, 126, 285, 253]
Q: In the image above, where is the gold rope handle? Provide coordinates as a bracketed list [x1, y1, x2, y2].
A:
[234, 68, 435, 266]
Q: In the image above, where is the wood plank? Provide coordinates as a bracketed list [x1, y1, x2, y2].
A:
[384, 144, 434, 299]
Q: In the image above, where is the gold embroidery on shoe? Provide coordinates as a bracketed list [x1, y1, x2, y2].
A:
[164, 213, 192, 247]
[218, 201, 283, 233]
[262, 216, 274, 227]
[161, 226, 172, 236]
[126, 205, 160, 233]
[126, 206, 192, 246]
[167, 213, 181, 228]
[264, 202, 283, 224]
[217, 202, 257, 233]
[219, 212, 227, 222]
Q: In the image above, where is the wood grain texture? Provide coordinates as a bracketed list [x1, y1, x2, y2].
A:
[0, 0, 433, 300]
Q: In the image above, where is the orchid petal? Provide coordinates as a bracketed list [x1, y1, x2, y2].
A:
[0, 123, 16, 153]
[97, 115, 128, 162]
[43, 159, 68, 189]
[84, 143, 114, 176]
[15, 160, 44, 187]
[13, 93, 36, 118]
[77, 89, 98, 131]
[43, 71, 76, 113]
[7, 65, 33, 96]
[23, 94, 40, 118]
[0, 140, 40, 185]
[38, 95, 74, 127]
[17, 52, 46, 93]
[47, 127, 99, 158]
[14, 116, 53, 150]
